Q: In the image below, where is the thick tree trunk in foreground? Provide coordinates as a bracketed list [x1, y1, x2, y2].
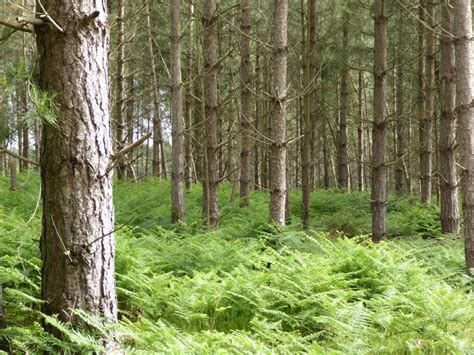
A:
[439, 0, 460, 234]
[239, 0, 252, 207]
[35, 0, 117, 337]
[453, 0, 474, 273]
[202, 0, 219, 228]
[302, 0, 316, 227]
[371, 0, 388, 243]
[270, 0, 288, 225]
[170, 0, 185, 222]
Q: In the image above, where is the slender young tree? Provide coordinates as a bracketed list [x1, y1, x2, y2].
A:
[394, 11, 406, 195]
[439, 0, 460, 233]
[270, 0, 288, 225]
[453, 0, 474, 273]
[371, 0, 388, 242]
[170, 0, 185, 222]
[337, 13, 349, 191]
[145, 0, 166, 178]
[35, 0, 117, 341]
[419, 0, 434, 203]
[115, 0, 126, 179]
[357, 70, 365, 191]
[302, 0, 316, 227]
[185, 2, 195, 190]
[239, 0, 252, 207]
[202, 0, 219, 228]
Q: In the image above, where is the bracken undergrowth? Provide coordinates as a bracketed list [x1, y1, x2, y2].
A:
[0, 173, 472, 354]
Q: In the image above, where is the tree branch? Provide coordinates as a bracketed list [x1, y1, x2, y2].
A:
[0, 148, 40, 166]
[0, 20, 32, 33]
[99, 132, 152, 178]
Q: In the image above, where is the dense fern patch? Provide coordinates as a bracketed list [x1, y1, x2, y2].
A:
[0, 174, 472, 353]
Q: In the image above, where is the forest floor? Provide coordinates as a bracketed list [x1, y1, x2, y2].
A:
[1, 173, 473, 353]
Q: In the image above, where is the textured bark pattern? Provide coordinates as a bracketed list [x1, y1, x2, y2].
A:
[302, 0, 316, 227]
[371, 0, 388, 242]
[170, 0, 185, 222]
[35, 0, 117, 328]
[239, 0, 252, 207]
[453, 0, 474, 273]
[337, 16, 349, 191]
[439, 0, 460, 234]
[270, 0, 288, 225]
[202, 0, 219, 228]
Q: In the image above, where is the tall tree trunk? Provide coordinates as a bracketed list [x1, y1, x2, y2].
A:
[115, 0, 126, 179]
[170, 0, 185, 222]
[302, 0, 316, 227]
[202, 0, 219, 228]
[337, 16, 349, 191]
[357, 70, 364, 191]
[395, 35, 405, 194]
[418, 0, 428, 202]
[371, 0, 388, 243]
[453, 0, 474, 273]
[270, 0, 288, 225]
[185, 2, 195, 190]
[35, 0, 117, 339]
[145, 1, 165, 178]
[439, 0, 460, 234]
[21, 126, 29, 171]
[254, 43, 261, 188]
[34, 120, 41, 167]
[420, 0, 434, 203]
[239, 0, 252, 207]
[20, 7, 29, 172]
[9, 159, 17, 191]
[125, 68, 135, 179]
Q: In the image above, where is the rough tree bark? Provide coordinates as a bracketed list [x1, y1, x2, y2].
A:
[453, 0, 474, 273]
[239, 0, 252, 207]
[270, 0, 288, 225]
[371, 0, 388, 243]
[170, 0, 185, 222]
[202, 0, 219, 228]
[302, 0, 316, 227]
[35, 0, 117, 340]
[439, 0, 460, 234]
